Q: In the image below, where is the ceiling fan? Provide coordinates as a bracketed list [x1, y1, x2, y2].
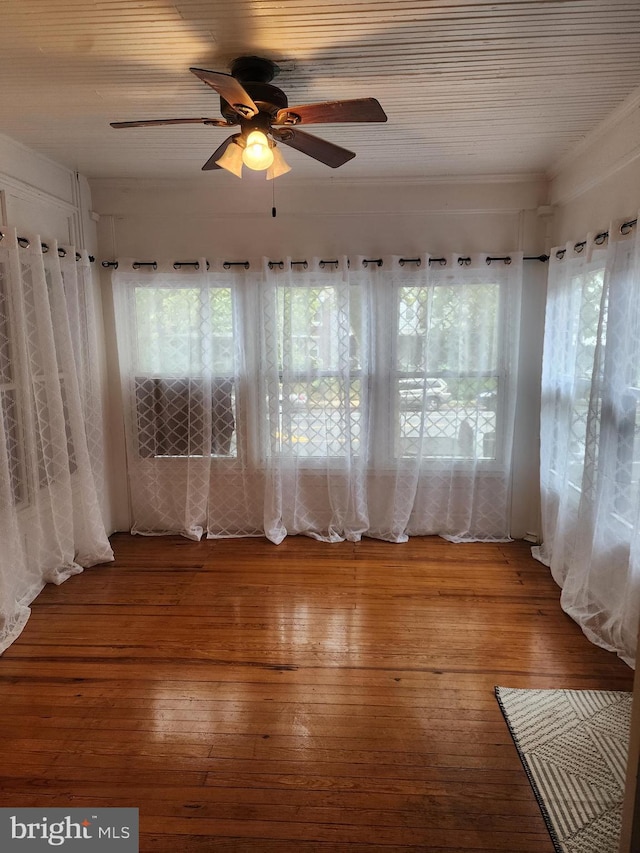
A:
[110, 56, 387, 178]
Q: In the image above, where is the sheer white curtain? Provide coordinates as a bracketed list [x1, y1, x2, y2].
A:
[59, 246, 107, 495]
[534, 219, 640, 666]
[0, 227, 113, 653]
[113, 253, 522, 543]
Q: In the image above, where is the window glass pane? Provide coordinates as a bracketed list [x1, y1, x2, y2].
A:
[613, 391, 640, 522]
[208, 288, 234, 375]
[396, 379, 498, 459]
[398, 283, 499, 373]
[134, 286, 234, 376]
[277, 285, 361, 372]
[566, 270, 606, 488]
[272, 284, 362, 458]
[275, 377, 362, 457]
[396, 284, 501, 460]
[135, 287, 200, 375]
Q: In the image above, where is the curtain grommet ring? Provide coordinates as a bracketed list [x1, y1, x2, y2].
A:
[173, 261, 201, 270]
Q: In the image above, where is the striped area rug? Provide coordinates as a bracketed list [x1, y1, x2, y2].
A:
[495, 687, 632, 853]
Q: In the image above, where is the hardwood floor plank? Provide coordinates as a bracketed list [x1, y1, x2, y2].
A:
[0, 534, 633, 852]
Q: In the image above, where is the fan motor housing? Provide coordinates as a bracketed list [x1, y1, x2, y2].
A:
[230, 56, 279, 84]
[220, 81, 288, 122]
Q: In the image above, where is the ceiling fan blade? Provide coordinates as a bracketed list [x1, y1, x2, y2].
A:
[190, 68, 258, 118]
[202, 135, 238, 171]
[110, 117, 234, 129]
[275, 98, 387, 126]
[273, 128, 355, 168]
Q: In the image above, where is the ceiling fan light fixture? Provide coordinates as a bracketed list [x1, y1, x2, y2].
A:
[242, 130, 274, 171]
[215, 139, 244, 177]
[266, 145, 291, 180]
[112, 58, 388, 175]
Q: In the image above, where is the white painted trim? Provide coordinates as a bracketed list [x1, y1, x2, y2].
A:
[89, 172, 546, 191]
[70, 172, 84, 248]
[0, 171, 78, 215]
[550, 144, 640, 207]
[94, 210, 535, 226]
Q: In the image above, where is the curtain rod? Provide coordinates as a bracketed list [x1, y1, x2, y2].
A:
[0, 230, 95, 262]
[554, 217, 637, 259]
[4, 218, 636, 268]
[100, 216, 640, 270]
[101, 254, 550, 271]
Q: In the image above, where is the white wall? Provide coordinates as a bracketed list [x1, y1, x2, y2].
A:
[0, 132, 114, 532]
[91, 174, 547, 259]
[91, 174, 549, 537]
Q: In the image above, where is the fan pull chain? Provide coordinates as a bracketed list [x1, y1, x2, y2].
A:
[272, 179, 276, 218]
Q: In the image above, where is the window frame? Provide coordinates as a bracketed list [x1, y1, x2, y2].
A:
[126, 267, 516, 471]
[390, 276, 511, 471]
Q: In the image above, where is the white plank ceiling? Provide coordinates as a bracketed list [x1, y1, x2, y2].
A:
[1, 0, 640, 181]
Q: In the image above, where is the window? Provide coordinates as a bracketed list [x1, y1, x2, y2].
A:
[131, 284, 237, 458]
[0, 258, 80, 506]
[607, 269, 640, 526]
[565, 269, 606, 490]
[0, 262, 27, 505]
[267, 283, 364, 459]
[395, 282, 502, 460]
[546, 261, 640, 524]
[122, 264, 514, 467]
[614, 388, 640, 523]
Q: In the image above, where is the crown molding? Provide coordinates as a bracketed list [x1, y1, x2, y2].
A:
[89, 171, 546, 191]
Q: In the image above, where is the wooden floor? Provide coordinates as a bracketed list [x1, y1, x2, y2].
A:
[0, 535, 634, 852]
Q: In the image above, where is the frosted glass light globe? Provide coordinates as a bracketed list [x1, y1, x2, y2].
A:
[242, 131, 274, 171]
